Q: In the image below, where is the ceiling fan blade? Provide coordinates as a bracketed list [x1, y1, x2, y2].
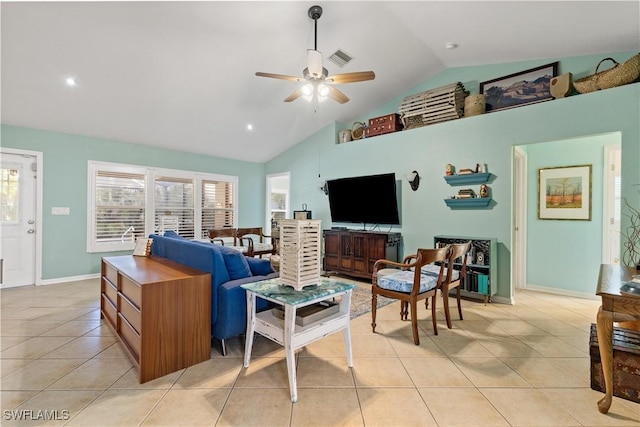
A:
[307, 49, 323, 78]
[284, 89, 303, 103]
[328, 86, 349, 104]
[326, 71, 375, 84]
[255, 72, 304, 82]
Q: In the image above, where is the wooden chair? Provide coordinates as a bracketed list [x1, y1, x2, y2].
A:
[441, 241, 472, 329]
[236, 227, 275, 258]
[371, 246, 450, 345]
[207, 228, 250, 255]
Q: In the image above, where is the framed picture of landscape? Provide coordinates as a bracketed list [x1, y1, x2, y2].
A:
[538, 164, 592, 220]
[480, 62, 558, 112]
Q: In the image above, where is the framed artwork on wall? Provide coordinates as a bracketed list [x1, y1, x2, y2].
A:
[480, 62, 559, 112]
[538, 164, 592, 220]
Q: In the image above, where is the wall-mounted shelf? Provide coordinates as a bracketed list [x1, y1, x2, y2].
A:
[443, 172, 492, 185]
[444, 198, 492, 208]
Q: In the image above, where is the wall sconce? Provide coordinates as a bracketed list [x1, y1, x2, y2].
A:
[406, 171, 420, 191]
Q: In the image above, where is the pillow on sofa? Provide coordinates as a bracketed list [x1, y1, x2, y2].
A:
[163, 230, 185, 239]
[245, 257, 274, 276]
[218, 245, 252, 280]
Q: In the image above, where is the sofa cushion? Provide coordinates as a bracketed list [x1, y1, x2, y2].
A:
[218, 245, 252, 280]
[245, 257, 274, 276]
[163, 230, 185, 239]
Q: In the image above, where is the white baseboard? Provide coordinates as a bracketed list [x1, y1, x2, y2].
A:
[39, 273, 100, 286]
[522, 283, 599, 300]
[490, 295, 514, 305]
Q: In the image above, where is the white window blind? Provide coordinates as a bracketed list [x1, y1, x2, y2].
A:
[155, 176, 195, 239]
[201, 179, 234, 238]
[88, 161, 238, 252]
[94, 170, 146, 246]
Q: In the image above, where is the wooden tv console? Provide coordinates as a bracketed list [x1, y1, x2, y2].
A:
[323, 229, 401, 279]
[100, 255, 211, 383]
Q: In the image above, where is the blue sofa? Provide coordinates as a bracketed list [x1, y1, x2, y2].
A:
[149, 232, 278, 354]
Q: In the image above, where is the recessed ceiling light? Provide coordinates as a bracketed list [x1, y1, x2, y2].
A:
[246, 124, 253, 131]
[65, 77, 77, 87]
[445, 43, 458, 50]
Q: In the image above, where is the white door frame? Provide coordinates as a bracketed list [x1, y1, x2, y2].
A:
[512, 146, 527, 298]
[0, 148, 43, 286]
[602, 143, 621, 264]
[265, 172, 290, 236]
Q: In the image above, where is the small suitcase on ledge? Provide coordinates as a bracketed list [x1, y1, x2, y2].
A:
[365, 114, 403, 138]
[589, 323, 640, 403]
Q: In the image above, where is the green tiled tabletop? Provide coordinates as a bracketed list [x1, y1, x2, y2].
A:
[241, 278, 355, 305]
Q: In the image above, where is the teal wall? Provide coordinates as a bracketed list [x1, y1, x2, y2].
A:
[267, 52, 640, 301]
[523, 133, 619, 293]
[0, 125, 266, 279]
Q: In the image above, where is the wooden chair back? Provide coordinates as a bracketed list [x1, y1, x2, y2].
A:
[208, 228, 237, 245]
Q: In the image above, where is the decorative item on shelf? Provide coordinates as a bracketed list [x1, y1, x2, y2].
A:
[365, 113, 403, 138]
[399, 82, 468, 129]
[445, 163, 455, 176]
[475, 252, 485, 265]
[133, 238, 153, 257]
[406, 171, 420, 191]
[479, 184, 489, 198]
[480, 62, 558, 112]
[464, 94, 485, 117]
[550, 73, 573, 98]
[573, 53, 640, 94]
[457, 168, 475, 175]
[457, 188, 476, 199]
[279, 219, 322, 291]
[293, 203, 312, 220]
[351, 121, 365, 140]
[338, 129, 352, 143]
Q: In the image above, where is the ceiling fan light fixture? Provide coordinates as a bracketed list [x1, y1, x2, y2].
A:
[317, 84, 330, 97]
[301, 83, 314, 96]
[307, 49, 323, 78]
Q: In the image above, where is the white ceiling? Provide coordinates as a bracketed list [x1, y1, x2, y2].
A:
[2, 1, 639, 163]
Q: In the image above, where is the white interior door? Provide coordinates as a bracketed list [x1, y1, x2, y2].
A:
[1, 153, 37, 287]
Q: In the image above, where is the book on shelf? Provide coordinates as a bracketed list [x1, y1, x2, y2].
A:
[457, 169, 475, 175]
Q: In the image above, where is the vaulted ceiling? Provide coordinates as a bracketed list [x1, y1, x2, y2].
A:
[2, 1, 638, 162]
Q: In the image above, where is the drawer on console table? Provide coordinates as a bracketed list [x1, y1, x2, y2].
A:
[120, 275, 141, 309]
[119, 293, 141, 333]
[118, 313, 141, 362]
[101, 294, 117, 328]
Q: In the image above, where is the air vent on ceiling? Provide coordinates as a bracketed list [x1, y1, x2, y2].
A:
[328, 49, 353, 68]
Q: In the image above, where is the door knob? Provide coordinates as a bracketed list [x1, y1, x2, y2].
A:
[27, 229, 35, 234]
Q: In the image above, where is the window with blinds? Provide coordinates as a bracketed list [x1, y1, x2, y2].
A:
[88, 161, 238, 252]
[94, 170, 146, 245]
[201, 179, 234, 238]
[155, 176, 195, 239]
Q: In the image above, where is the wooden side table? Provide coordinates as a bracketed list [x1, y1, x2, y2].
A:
[241, 278, 355, 403]
[595, 264, 640, 413]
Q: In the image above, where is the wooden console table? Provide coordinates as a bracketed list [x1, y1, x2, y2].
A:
[101, 255, 211, 383]
[595, 264, 640, 413]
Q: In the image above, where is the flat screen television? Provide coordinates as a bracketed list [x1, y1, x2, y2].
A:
[326, 173, 400, 225]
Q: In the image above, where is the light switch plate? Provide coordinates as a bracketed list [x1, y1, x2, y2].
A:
[51, 207, 70, 215]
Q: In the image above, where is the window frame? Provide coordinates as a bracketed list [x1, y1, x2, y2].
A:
[87, 161, 238, 253]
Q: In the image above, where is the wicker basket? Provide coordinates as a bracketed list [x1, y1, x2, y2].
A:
[573, 54, 640, 94]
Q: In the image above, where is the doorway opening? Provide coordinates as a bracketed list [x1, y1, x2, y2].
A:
[265, 172, 290, 236]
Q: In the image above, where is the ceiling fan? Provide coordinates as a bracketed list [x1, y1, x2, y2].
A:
[255, 5, 375, 104]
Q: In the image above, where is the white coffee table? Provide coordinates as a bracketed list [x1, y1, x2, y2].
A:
[241, 277, 355, 403]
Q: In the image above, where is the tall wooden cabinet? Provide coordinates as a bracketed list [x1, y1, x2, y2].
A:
[323, 230, 401, 279]
[101, 255, 211, 383]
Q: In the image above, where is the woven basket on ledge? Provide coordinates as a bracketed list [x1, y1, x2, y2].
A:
[573, 53, 640, 94]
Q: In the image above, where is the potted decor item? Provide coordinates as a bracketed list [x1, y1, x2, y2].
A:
[621, 185, 640, 270]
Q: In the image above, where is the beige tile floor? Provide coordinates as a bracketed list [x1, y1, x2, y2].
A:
[1, 278, 639, 426]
